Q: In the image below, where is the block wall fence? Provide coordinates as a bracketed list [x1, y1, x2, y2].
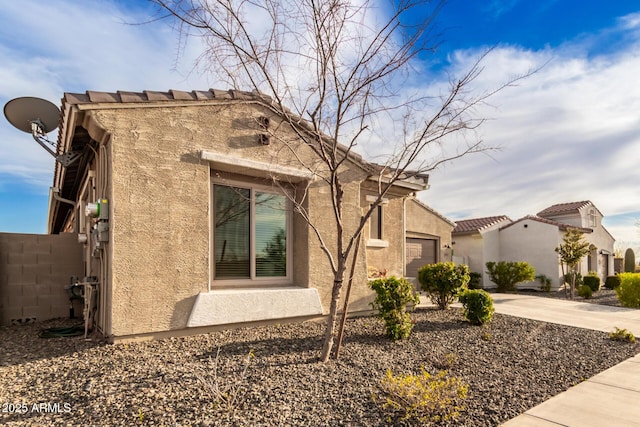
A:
[0, 232, 83, 326]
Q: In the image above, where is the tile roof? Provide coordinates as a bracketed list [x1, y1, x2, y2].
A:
[61, 89, 271, 107]
[537, 201, 592, 217]
[452, 216, 511, 234]
[500, 215, 592, 233]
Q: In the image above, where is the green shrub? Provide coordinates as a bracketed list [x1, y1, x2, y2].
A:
[583, 273, 600, 292]
[615, 273, 640, 308]
[373, 368, 468, 424]
[535, 274, 552, 292]
[609, 327, 636, 343]
[564, 271, 583, 288]
[486, 261, 536, 292]
[468, 272, 482, 290]
[624, 248, 636, 273]
[370, 276, 420, 340]
[458, 289, 495, 325]
[418, 262, 469, 310]
[577, 284, 593, 299]
[605, 275, 621, 290]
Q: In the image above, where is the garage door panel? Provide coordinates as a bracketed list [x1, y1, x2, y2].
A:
[406, 238, 436, 281]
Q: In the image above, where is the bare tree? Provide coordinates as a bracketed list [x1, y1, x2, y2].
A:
[151, 0, 531, 361]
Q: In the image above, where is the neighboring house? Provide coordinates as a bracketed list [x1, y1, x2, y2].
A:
[535, 201, 615, 279]
[452, 201, 615, 290]
[46, 88, 450, 341]
[451, 216, 513, 287]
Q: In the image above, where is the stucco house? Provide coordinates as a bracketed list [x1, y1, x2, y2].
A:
[45, 88, 453, 341]
[452, 201, 615, 290]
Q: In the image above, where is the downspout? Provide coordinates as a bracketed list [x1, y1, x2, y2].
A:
[50, 187, 78, 233]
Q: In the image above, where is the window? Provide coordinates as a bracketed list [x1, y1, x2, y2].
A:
[370, 204, 383, 240]
[213, 183, 289, 282]
[588, 208, 597, 227]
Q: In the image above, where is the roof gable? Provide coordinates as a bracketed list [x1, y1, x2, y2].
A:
[537, 200, 594, 217]
[409, 197, 456, 227]
[500, 215, 593, 233]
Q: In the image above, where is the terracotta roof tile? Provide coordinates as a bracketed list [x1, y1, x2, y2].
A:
[144, 90, 174, 101]
[86, 91, 121, 103]
[537, 201, 592, 217]
[452, 216, 511, 234]
[118, 91, 146, 103]
[170, 90, 197, 101]
[62, 89, 274, 108]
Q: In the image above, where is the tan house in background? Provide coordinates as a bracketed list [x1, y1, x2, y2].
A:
[45, 88, 453, 341]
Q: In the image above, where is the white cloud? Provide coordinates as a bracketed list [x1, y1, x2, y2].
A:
[0, 1, 638, 242]
[418, 39, 640, 240]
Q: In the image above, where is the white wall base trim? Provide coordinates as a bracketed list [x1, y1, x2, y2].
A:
[187, 287, 324, 327]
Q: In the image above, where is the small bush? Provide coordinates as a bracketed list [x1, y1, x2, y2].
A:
[583, 273, 600, 292]
[458, 289, 495, 325]
[564, 271, 583, 288]
[486, 261, 535, 292]
[468, 272, 482, 290]
[605, 275, 621, 290]
[195, 347, 255, 413]
[535, 274, 552, 292]
[370, 276, 420, 340]
[609, 327, 636, 343]
[418, 262, 469, 310]
[615, 273, 640, 308]
[373, 368, 468, 424]
[577, 284, 593, 299]
[431, 353, 459, 370]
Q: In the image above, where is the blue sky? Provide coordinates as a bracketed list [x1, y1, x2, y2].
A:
[0, 0, 639, 251]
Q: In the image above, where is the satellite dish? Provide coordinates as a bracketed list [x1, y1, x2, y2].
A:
[3, 96, 80, 167]
[4, 97, 60, 134]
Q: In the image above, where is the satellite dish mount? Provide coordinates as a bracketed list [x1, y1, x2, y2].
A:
[4, 97, 81, 167]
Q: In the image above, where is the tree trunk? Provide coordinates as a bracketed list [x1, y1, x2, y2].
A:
[334, 234, 362, 360]
[320, 266, 347, 362]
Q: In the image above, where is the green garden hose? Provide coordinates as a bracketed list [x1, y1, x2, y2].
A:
[38, 325, 84, 338]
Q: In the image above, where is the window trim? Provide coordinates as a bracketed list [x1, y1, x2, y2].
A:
[588, 208, 597, 227]
[211, 177, 292, 287]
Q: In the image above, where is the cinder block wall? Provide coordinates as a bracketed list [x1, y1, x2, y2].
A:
[0, 232, 84, 326]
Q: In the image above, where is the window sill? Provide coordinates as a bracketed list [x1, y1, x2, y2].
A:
[187, 287, 323, 327]
[366, 239, 389, 248]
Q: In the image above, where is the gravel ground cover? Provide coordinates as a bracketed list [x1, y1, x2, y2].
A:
[1, 299, 638, 427]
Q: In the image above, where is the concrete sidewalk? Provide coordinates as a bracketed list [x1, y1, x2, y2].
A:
[490, 294, 640, 427]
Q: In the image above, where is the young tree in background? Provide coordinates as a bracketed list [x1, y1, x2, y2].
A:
[624, 248, 636, 273]
[152, 0, 531, 361]
[555, 228, 590, 299]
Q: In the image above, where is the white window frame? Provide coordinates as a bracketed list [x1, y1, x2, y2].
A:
[211, 177, 292, 287]
[588, 208, 597, 227]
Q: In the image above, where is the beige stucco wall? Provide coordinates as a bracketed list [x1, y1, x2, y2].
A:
[363, 196, 405, 278]
[405, 197, 454, 262]
[86, 101, 371, 337]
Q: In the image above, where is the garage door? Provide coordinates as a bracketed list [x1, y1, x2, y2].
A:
[406, 238, 437, 284]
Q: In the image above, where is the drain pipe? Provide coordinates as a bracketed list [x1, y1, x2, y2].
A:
[51, 187, 76, 207]
[50, 187, 78, 232]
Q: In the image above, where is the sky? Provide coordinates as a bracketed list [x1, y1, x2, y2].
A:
[0, 0, 639, 251]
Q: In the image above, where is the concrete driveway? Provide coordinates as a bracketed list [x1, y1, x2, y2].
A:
[491, 293, 640, 427]
[490, 293, 640, 337]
